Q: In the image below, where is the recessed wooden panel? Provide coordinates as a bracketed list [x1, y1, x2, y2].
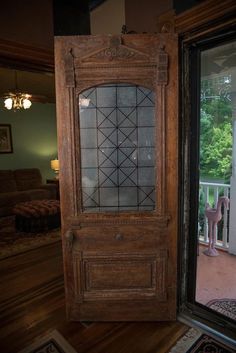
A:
[86, 261, 153, 290]
[73, 252, 167, 302]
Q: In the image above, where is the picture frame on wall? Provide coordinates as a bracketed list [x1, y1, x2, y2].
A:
[0, 124, 13, 153]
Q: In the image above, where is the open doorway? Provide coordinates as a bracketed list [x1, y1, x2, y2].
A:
[179, 7, 236, 336]
[0, 67, 60, 259]
[195, 40, 236, 320]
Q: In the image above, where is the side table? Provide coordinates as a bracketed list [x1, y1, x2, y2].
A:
[46, 178, 60, 200]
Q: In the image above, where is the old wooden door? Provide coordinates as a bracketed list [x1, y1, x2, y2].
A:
[55, 34, 178, 321]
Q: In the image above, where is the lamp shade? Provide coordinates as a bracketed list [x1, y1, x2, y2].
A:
[51, 158, 59, 171]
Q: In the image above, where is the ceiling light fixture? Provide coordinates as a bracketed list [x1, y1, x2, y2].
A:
[3, 71, 32, 111]
[4, 92, 32, 110]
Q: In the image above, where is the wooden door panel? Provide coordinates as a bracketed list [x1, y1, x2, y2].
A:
[73, 225, 167, 251]
[66, 221, 174, 321]
[73, 251, 167, 301]
[71, 250, 172, 321]
[55, 34, 178, 321]
[71, 225, 169, 320]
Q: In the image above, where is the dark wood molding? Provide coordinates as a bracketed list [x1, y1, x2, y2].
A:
[177, 0, 236, 340]
[175, 0, 236, 36]
[0, 38, 54, 73]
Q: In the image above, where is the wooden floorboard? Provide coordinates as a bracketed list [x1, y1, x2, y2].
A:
[0, 242, 189, 353]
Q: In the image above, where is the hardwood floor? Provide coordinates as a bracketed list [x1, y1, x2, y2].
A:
[0, 242, 189, 353]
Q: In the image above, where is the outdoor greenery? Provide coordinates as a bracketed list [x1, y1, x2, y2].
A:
[198, 78, 233, 236]
[200, 83, 233, 183]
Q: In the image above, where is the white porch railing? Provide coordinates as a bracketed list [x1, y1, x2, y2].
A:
[199, 181, 230, 250]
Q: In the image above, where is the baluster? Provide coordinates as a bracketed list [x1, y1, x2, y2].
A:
[214, 186, 219, 244]
[204, 186, 209, 242]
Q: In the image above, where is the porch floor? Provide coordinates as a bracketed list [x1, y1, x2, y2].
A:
[196, 245, 236, 305]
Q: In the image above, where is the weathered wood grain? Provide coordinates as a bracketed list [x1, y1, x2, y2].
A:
[54, 34, 178, 321]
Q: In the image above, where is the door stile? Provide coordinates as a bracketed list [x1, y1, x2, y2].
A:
[55, 43, 78, 317]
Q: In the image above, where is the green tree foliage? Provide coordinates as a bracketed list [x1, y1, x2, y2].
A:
[201, 99, 232, 124]
[200, 98, 233, 182]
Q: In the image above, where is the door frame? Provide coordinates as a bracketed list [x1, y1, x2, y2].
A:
[177, 0, 236, 340]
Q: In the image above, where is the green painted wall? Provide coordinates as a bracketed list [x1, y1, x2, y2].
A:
[0, 100, 57, 182]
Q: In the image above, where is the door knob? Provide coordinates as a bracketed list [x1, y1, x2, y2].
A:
[65, 229, 74, 251]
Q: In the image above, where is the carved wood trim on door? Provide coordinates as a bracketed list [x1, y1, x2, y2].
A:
[62, 35, 170, 224]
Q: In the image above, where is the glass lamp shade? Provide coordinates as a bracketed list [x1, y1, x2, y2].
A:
[51, 159, 59, 172]
[23, 98, 32, 109]
[4, 98, 13, 110]
[51, 159, 59, 179]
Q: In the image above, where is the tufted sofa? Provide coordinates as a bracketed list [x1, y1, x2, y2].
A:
[0, 168, 57, 217]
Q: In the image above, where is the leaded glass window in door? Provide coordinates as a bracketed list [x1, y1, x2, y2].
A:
[79, 83, 156, 212]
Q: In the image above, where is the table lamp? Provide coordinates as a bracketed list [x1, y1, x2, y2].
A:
[50, 158, 59, 179]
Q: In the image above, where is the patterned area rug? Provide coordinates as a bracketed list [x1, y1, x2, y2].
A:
[169, 328, 236, 353]
[185, 334, 236, 353]
[18, 330, 77, 353]
[207, 299, 236, 321]
[0, 216, 61, 260]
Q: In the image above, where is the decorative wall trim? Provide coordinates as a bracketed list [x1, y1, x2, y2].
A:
[175, 0, 236, 35]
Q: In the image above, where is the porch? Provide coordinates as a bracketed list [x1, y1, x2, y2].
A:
[196, 181, 236, 305]
[196, 245, 236, 305]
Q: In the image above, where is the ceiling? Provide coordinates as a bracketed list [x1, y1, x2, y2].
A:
[0, 2, 108, 104]
[0, 68, 55, 104]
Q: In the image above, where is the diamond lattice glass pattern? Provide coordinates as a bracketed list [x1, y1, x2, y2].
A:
[79, 84, 156, 212]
